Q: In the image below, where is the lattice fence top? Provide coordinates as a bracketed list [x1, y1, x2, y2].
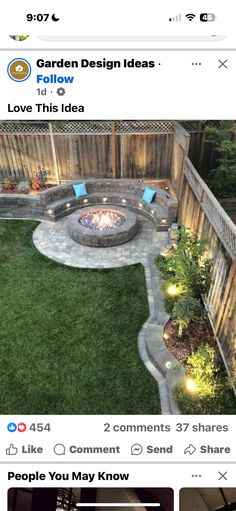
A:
[0, 120, 223, 135]
[115, 121, 175, 133]
[0, 120, 176, 135]
[0, 121, 49, 133]
[52, 121, 112, 133]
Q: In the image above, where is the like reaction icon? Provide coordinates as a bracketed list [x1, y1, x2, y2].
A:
[6, 444, 18, 455]
[18, 423, 27, 432]
[7, 422, 17, 433]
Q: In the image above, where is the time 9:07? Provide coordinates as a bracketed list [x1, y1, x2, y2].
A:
[27, 13, 50, 21]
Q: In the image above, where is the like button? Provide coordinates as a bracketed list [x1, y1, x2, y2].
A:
[6, 444, 18, 455]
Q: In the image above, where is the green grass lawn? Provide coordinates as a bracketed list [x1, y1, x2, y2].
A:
[0, 220, 160, 414]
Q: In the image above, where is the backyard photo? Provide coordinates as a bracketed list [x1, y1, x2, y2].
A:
[0, 120, 235, 415]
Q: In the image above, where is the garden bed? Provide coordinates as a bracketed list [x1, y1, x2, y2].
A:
[164, 316, 216, 364]
[155, 226, 236, 414]
[0, 172, 55, 195]
[0, 184, 54, 195]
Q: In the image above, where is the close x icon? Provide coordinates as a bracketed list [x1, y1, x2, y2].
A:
[218, 59, 228, 68]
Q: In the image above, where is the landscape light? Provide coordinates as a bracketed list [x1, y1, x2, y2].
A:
[166, 284, 178, 296]
[185, 377, 197, 393]
[83, 198, 88, 203]
[138, 202, 143, 208]
[163, 332, 169, 340]
[66, 203, 71, 208]
[102, 197, 108, 202]
[47, 209, 53, 215]
[161, 218, 167, 224]
[122, 198, 126, 203]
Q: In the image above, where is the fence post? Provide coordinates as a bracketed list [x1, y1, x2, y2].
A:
[49, 122, 60, 184]
[111, 121, 116, 179]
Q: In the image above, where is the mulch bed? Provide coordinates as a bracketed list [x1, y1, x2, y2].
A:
[164, 316, 216, 364]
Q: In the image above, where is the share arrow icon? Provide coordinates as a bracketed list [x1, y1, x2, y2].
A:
[184, 444, 197, 455]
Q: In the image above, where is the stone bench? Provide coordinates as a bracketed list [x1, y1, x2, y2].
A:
[40, 179, 178, 230]
[0, 194, 44, 219]
[0, 179, 178, 229]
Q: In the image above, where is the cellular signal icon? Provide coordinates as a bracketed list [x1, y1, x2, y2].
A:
[169, 13, 181, 22]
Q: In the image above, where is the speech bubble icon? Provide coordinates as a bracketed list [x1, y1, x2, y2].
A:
[54, 443, 66, 455]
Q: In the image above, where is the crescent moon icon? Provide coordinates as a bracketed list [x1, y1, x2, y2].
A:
[52, 13, 60, 22]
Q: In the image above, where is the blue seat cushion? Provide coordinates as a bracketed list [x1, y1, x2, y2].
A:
[72, 182, 88, 198]
[142, 186, 156, 204]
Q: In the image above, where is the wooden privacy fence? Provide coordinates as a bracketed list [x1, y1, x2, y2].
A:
[176, 155, 236, 374]
[0, 121, 175, 183]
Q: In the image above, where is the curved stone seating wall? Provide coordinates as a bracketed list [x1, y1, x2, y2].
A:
[0, 179, 178, 229]
[0, 194, 44, 219]
[40, 179, 178, 229]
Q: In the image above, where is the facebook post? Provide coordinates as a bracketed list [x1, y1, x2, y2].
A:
[0, 1, 236, 509]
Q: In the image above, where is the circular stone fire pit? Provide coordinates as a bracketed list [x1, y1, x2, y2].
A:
[68, 205, 138, 247]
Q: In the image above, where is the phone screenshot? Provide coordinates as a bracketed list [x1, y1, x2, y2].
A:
[0, 1, 236, 510]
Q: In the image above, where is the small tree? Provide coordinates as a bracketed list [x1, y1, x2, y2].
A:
[172, 296, 204, 337]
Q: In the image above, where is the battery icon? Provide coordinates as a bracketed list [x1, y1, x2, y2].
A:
[200, 13, 216, 22]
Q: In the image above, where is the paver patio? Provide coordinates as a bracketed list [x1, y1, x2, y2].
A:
[33, 212, 167, 268]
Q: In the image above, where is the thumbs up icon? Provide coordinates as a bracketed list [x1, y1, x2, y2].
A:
[6, 444, 18, 455]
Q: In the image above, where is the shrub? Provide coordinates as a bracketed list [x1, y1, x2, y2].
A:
[173, 345, 236, 414]
[155, 254, 175, 280]
[186, 345, 218, 396]
[164, 296, 177, 315]
[16, 180, 30, 193]
[155, 227, 212, 298]
[36, 169, 48, 187]
[3, 177, 16, 190]
[31, 177, 42, 191]
[172, 296, 204, 337]
[31, 170, 48, 191]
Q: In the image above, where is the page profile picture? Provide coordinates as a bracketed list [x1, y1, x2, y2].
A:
[9, 35, 29, 41]
[7, 58, 31, 82]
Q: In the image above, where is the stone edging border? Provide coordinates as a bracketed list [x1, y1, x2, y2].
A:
[138, 250, 185, 415]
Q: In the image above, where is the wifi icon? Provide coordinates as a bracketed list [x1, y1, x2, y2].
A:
[186, 13, 196, 21]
